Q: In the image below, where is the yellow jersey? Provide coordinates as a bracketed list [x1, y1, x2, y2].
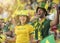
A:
[15, 24, 34, 43]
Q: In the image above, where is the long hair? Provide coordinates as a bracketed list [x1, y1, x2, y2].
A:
[16, 15, 30, 25]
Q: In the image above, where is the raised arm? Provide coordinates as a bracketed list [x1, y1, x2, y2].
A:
[50, 8, 58, 27]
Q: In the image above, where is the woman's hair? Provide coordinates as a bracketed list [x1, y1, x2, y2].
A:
[36, 7, 48, 16]
[16, 15, 30, 25]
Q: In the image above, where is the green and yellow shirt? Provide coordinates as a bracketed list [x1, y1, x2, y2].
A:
[30, 18, 51, 40]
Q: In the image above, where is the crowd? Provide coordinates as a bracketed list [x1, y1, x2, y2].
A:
[0, 0, 60, 43]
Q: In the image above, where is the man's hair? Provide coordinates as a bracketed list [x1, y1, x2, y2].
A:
[36, 7, 48, 16]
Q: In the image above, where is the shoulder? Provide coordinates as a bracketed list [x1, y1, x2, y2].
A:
[14, 25, 20, 29]
[25, 24, 33, 27]
[43, 19, 51, 25]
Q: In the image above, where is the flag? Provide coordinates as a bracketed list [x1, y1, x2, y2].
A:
[53, 0, 59, 4]
[45, 1, 50, 10]
[40, 35, 56, 43]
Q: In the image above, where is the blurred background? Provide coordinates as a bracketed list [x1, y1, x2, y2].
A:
[0, 0, 60, 43]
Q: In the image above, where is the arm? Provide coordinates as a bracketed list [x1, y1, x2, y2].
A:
[6, 35, 16, 43]
[30, 34, 37, 43]
[6, 27, 16, 42]
[50, 9, 58, 27]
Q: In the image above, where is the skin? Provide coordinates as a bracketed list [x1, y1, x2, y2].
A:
[25, 5, 32, 10]
[19, 16, 27, 25]
[6, 15, 34, 43]
[19, 16, 34, 43]
[37, 9, 45, 18]
[0, 7, 3, 14]
[35, 8, 57, 27]
[30, 8, 45, 22]
[58, 7, 60, 24]
[31, 8, 58, 43]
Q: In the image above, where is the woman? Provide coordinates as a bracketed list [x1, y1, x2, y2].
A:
[14, 14, 34, 43]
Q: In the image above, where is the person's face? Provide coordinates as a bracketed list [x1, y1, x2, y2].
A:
[26, 5, 31, 10]
[19, 16, 27, 24]
[37, 9, 45, 18]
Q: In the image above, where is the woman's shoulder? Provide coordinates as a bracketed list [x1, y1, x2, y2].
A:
[14, 25, 20, 28]
[25, 24, 33, 27]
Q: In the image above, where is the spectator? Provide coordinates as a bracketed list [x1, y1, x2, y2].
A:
[30, 7, 58, 42]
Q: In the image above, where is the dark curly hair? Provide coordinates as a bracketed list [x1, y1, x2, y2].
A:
[36, 7, 48, 16]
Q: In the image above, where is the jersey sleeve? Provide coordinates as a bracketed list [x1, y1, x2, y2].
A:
[14, 26, 18, 35]
[28, 25, 35, 34]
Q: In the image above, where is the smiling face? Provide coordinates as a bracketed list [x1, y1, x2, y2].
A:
[37, 9, 44, 15]
[37, 8, 45, 18]
[19, 15, 27, 25]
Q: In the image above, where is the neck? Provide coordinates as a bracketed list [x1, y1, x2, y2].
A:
[21, 22, 26, 25]
[39, 14, 45, 18]
[39, 17, 45, 21]
[40, 16, 45, 19]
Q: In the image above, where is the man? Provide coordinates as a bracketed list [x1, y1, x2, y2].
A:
[30, 7, 57, 41]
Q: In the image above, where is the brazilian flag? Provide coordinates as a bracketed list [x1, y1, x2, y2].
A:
[40, 35, 56, 43]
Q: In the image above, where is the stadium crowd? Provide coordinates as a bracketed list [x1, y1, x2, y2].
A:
[0, 0, 60, 43]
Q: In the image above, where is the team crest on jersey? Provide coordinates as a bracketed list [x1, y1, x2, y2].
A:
[18, 28, 25, 30]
